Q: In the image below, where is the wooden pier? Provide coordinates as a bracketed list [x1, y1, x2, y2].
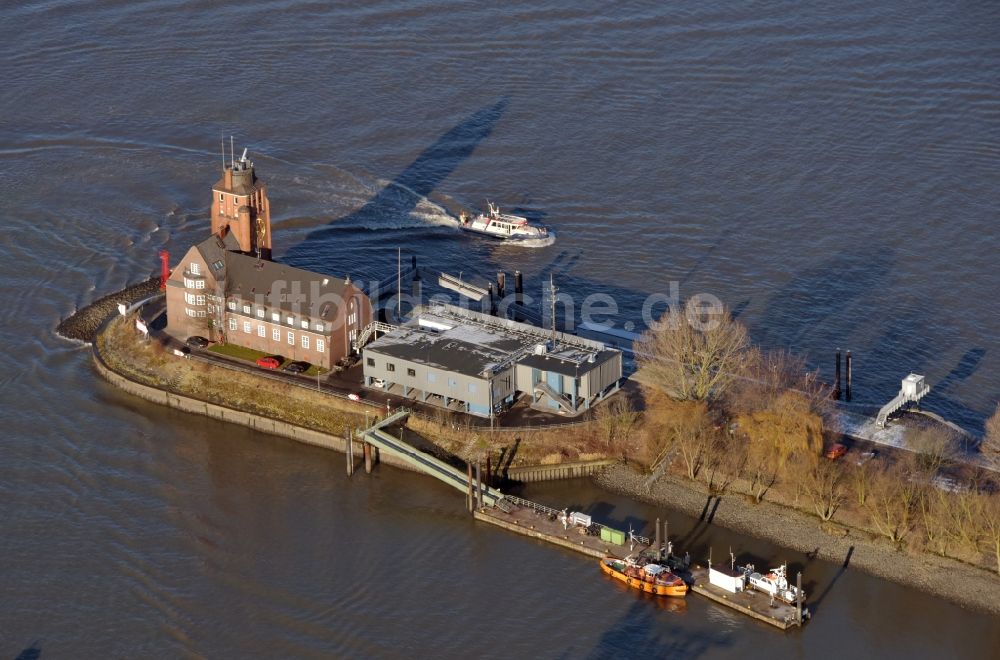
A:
[475, 503, 653, 559]
[475, 502, 806, 631]
[688, 567, 804, 630]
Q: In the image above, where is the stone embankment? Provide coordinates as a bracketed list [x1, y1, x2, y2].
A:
[595, 464, 1000, 616]
[57, 276, 161, 342]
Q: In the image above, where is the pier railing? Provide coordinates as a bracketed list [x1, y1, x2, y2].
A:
[496, 494, 651, 547]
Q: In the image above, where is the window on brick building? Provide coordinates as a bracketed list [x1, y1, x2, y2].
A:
[256, 308, 264, 318]
[316, 339, 325, 353]
[257, 325, 265, 337]
[229, 318, 237, 331]
[301, 336, 309, 349]
[272, 328, 280, 341]
[243, 321, 251, 334]
[190, 263, 200, 275]
[287, 331, 294, 345]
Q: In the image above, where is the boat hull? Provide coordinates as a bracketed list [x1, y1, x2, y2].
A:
[600, 559, 688, 597]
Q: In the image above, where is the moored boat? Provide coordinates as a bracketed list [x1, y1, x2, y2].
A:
[457, 201, 549, 240]
[600, 556, 688, 597]
[739, 563, 805, 604]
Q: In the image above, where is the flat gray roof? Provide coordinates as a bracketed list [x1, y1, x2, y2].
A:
[365, 304, 617, 379]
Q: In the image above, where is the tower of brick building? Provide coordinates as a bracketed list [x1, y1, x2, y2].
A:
[211, 144, 272, 260]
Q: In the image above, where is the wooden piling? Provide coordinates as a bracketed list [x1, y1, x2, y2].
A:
[497, 271, 505, 299]
[346, 428, 354, 476]
[467, 462, 474, 513]
[796, 571, 803, 624]
[834, 350, 842, 400]
[476, 461, 483, 509]
[846, 350, 853, 402]
[655, 517, 661, 551]
[364, 442, 372, 474]
[514, 270, 523, 306]
[485, 455, 492, 489]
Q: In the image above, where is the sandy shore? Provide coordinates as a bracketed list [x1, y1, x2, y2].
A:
[595, 463, 1000, 616]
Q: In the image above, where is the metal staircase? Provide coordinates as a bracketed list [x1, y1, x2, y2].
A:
[876, 374, 931, 427]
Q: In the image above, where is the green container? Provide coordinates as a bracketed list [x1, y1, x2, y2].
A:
[600, 527, 626, 545]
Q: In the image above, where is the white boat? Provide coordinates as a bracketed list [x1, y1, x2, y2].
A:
[457, 201, 549, 240]
[740, 563, 805, 604]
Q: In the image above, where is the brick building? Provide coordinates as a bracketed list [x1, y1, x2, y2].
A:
[165, 148, 372, 369]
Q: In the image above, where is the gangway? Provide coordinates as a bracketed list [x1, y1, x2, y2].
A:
[875, 374, 931, 427]
[358, 409, 504, 506]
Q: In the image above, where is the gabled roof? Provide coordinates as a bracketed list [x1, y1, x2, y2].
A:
[187, 233, 354, 322]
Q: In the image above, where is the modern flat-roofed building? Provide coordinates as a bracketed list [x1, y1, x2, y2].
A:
[362, 304, 622, 417]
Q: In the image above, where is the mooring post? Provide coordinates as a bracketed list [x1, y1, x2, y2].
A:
[485, 455, 492, 489]
[846, 350, 853, 402]
[655, 517, 661, 552]
[514, 270, 523, 306]
[796, 571, 803, 624]
[476, 461, 483, 509]
[346, 428, 354, 477]
[364, 442, 372, 474]
[467, 462, 474, 513]
[834, 350, 842, 400]
[497, 271, 505, 299]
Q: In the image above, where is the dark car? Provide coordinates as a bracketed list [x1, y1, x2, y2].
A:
[256, 356, 281, 370]
[283, 361, 309, 374]
[186, 336, 210, 349]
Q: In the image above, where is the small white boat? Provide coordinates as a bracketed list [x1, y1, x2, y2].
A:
[740, 563, 805, 604]
[457, 201, 549, 240]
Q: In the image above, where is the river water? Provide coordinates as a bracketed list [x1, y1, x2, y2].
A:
[2, 1, 998, 657]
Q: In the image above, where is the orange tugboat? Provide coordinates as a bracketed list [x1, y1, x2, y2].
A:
[600, 556, 688, 597]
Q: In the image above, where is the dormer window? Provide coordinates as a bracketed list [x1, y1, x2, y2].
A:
[190, 262, 200, 275]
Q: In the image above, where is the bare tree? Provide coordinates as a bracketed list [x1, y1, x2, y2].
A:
[636, 301, 751, 402]
[646, 398, 716, 480]
[743, 441, 780, 504]
[594, 394, 640, 455]
[801, 456, 846, 522]
[849, 458, 879, 507]
[866, 462, 922, 544]
[980, 493, 1000, 576]
[983, 403, 1000, 465]
[907, 425, 959, 478]
[701, 431, 744, 496]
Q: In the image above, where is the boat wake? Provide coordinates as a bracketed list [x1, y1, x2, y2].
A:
[505, 231, 556, 248]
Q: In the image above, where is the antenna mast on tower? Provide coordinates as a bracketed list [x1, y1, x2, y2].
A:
[221, 133, 225, 171]
[549, 273, 557, 348]
[230, 135, 234, 169]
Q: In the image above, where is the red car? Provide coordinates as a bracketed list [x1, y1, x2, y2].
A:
[824, 443, 848, 460]
[256, 356, 281, 370]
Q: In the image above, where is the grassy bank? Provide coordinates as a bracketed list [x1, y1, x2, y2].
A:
[98, 315, 363, 435]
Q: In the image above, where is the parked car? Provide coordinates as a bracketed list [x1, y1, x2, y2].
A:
[824, 443, 848, 460]
[283, 361, 309, 374]
[185, 335, 209, 349]
[370, 378, 386, 389]
[256, 356, 281, 370]
[172, 347, 190, 358]
[347, 392, 363, 402]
